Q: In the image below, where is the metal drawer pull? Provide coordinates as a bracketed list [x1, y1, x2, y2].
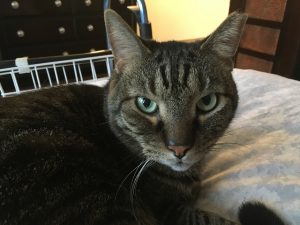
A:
[54, 0, 62, 7]
[62, 51, 69, 56]
[119, 0, 125, 4]
[87, 24, 94, 32]
[58, 27, 66, 34]
[11, 1, 20, 9]
[84, 0, 92, 6]
[90, 48, 95, 52]
[16, 30, 25, 38]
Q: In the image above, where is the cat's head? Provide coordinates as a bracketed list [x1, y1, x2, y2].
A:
[104, 10, 247, 172]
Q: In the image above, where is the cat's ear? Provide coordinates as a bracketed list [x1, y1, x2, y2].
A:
[201, 12, 247, 59]
[104, 9, 150, 73]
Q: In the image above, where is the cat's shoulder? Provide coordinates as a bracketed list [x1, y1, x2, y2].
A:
[0, 83, 105, 105]
[0, 84, 107, 142]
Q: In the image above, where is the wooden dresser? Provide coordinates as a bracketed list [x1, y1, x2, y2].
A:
[230, 0, 300, 80]
[0, 0, 135, 60]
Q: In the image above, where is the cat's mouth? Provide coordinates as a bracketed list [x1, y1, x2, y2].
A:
[172, 159, 190, 171]
[169, 159, 193, 172]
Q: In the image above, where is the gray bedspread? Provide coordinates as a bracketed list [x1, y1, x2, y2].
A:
[197, 69, 300, 224]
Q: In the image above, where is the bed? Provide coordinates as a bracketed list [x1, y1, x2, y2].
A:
[1, 57, 299, 224]
[197, 68, 300, 225]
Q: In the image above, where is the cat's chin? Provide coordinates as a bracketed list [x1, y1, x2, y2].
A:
[158, 159, 195, 172]
[169, 163, 192, 172]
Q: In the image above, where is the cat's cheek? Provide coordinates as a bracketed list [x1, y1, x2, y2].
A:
[184, 150, 205, 168]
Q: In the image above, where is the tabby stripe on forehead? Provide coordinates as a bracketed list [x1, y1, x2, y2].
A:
[148, 78, 157, 95]
[160, 64, 169, 89]
[170, 57, 178, 85]
[155, 52, 164, 63]
[187, 51, 196, 59]
[182, 64, 190, 87]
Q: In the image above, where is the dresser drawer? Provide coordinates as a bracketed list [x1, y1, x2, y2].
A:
[236, 53, 273, 73]
[0, 0, 136, 60]
[240, 24, 280, 55]
[73, 0, 103, 13]
[4, 17, 75, 46]
[73, 0, 135, 14]
[58, 40, 107, 55]
[244, 0, 287, 22]
[0, 0, 72, 17]
[75, 16, 106, 40]
[5, 40, 107, 59]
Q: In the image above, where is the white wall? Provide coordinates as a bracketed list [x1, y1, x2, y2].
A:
[145, 0, 230, 41]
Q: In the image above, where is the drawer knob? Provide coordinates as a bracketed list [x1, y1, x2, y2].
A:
[87, 24, 94, 32]
[84, 0, 92, 6]
[54, 0, 62, 7]
[58, 27, 66, 34]
[90, 48, 96, 52]
[119, 0, 125, 4]
[62, 51, 69, 56]
[11, 1, 20, 9]
[17, 30, 25, 38]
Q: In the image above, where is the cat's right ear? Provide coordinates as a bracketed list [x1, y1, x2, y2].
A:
[104, 9, 150, 73]
[200, 12, 247, 62]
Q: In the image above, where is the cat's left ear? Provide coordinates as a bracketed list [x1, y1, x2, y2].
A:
[104, 9, 150, 73]
[201, 12, 247, 60]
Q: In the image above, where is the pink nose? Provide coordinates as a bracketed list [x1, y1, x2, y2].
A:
[167, 145, 190, 159]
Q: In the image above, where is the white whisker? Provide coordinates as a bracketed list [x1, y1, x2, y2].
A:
[130, 159, 153, 224]
[114, 160, 147, 201]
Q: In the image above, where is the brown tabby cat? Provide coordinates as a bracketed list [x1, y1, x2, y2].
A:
[0, 9, 285, 225]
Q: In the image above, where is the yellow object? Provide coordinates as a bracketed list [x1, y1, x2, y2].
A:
[145, 0, 230, 41]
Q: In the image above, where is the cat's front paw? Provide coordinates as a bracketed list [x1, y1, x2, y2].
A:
[163, 206, 237, 225]
[238, 202, 286, 225]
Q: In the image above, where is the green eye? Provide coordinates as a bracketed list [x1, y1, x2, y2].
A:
[136, 97, 158, 114]
[197, 93, 218, 112]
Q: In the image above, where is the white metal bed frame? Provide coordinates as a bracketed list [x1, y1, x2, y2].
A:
[0, 51, 113, 97]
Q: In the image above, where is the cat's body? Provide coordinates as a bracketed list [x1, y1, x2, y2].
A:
[0, 10, 285, 225]
[0, 84, 191, 224]
[0, 84, 205, 225]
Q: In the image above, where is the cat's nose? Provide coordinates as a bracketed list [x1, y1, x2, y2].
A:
[167, 145, 191, 159]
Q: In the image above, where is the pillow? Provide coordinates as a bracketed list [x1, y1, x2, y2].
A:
[197, 69, 300, 224]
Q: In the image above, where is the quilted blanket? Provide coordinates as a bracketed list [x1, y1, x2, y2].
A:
[197, 69, 300, 224]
